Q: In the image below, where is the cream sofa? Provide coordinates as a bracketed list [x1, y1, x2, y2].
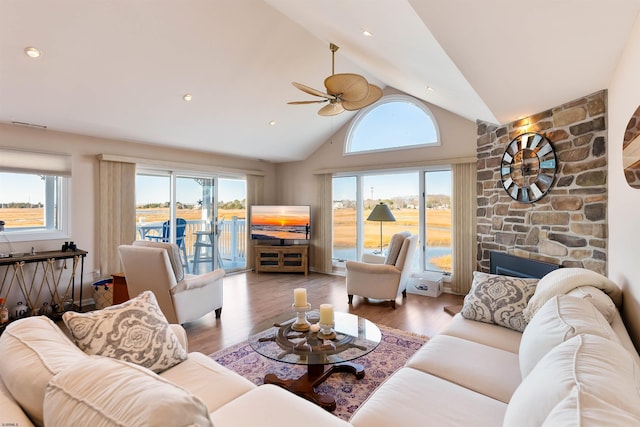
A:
[350, 270, 640, 426]
[0, 315, 350, 427]
[3, 268, 640, 426]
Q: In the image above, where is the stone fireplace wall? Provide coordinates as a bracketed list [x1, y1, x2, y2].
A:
[476, 90, 608, 275]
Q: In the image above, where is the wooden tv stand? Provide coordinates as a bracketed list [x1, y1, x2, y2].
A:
[255, 245, 308, 275]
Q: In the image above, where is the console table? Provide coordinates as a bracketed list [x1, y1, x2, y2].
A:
[0, 249, 87, 314]
[254, 245, 308, 275]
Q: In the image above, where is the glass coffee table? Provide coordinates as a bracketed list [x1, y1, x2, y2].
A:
[248, 310, 381, 411]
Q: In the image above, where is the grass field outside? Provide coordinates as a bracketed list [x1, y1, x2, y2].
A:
[0, 206, 452, 270]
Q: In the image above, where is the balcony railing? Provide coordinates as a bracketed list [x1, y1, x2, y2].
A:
[136, 217, 246, 271]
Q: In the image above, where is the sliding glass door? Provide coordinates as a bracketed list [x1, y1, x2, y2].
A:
[136, 171, 247, 274]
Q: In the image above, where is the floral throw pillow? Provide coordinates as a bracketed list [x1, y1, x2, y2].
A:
[461, 271, 539, 332]
[62, 290, 187, 373]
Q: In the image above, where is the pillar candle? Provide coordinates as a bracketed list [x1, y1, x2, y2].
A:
[319, 303, 334, 324]
[293, 288, 307, 307]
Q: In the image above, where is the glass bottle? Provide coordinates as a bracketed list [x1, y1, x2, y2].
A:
[0, 298, 9, 325]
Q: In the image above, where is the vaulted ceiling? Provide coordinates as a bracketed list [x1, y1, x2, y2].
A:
[2, 0, 639, 162]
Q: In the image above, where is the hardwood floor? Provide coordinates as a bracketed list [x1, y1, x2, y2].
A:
[184, 271, 464, 355]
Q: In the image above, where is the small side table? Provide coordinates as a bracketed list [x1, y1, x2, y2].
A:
[111, 273, 130, 305]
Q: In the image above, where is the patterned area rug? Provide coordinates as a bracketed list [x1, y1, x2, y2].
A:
[210, 324, 428, 421]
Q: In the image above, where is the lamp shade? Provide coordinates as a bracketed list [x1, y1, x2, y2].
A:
[367, 203, 395, 222]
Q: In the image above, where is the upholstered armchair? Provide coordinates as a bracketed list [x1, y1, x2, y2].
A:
[118, 240, 225, 324]
[346, 232, 418, 309]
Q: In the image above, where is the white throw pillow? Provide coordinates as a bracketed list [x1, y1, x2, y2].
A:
[63, 290, 187, 373]
[461, 271, 538, 332]
[542, 387, 640, 426]
[504, 334, 640, 427]
[519, 295, 618, 378]
[44, 355, 213, 427]
[566, 285, 617, 323]
[0, 316, 87, 427]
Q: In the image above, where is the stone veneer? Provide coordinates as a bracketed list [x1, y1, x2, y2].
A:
[476, 90, 608, 275]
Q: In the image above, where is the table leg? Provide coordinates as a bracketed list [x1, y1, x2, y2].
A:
[264, 361, 365, 412]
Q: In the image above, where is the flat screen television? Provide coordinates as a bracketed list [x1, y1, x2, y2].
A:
[250, 205, 310, 241]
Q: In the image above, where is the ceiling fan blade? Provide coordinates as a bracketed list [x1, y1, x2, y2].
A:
[324, 73, 369, 102]
[287, 100, 327, 105]
[292, 82, 333, 99]
[318, 102, 345, 116]
[342, 84, 383, 111]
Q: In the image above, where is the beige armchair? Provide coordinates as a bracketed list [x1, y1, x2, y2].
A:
[346, 232, 418, 309]
[118, 240, 224, 324]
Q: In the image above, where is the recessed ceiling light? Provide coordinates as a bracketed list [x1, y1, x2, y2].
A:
[24, 47, 41, 58]
[361, 29, 373, 37]
[183, 93, 192, 101]
[426, 86, 434, 92]
[269, 120, 276, 126]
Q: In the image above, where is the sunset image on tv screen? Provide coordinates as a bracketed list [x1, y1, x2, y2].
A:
[250, 205, 310, 240]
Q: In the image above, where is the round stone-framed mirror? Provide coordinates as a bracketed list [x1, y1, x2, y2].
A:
[623, 105, 640, 188]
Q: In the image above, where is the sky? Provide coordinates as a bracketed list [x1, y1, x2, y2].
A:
[135, 175, 246, 206]
[0, 174, 45, 204]
[333, 170, 451, 201]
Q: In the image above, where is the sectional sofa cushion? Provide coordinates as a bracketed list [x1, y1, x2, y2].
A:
[441, 313, 522, 353]
[542, 387, 640, 426]
[349, 367, 507, 427]
[504, 334, 640, 427]
[0, 316, 87, 427]
[160, 351, 257, 412]
[566, 285, 617, 323]
[43, 355, 213, 427]
[405, 334, 520, 403]
[63, 290, 187, 373]
[211, 384, 352, 427]
[519, 295, 618, 378]
[461, 271, 538, 332]
[0, 379, 35, 427]
[524, 268, 621, 322]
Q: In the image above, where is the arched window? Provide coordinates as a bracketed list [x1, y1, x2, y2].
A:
[345, 94, 440, 155]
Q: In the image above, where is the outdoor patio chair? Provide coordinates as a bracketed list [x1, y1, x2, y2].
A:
[147, 218, 189, 273]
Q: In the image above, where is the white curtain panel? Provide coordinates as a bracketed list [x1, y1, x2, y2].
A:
[313, 173, 333, 274]
[245, 174, 264, 271]
[99, 159, 136, 277]
[452, 162, 477, 294]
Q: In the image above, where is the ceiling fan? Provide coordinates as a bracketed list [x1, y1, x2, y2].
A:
[288, 43, 382, 116]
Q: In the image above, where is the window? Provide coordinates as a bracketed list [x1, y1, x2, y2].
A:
[332, 168, 451, 274]
[345, 94, 440, 155]
[0, 149, 71, 241]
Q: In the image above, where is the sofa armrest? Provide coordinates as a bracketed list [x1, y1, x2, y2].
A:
[172, 269, 225, 294]
[361, 253, 386, 264]
[346, 260, 399, 276]
[169, 324, 188, 352]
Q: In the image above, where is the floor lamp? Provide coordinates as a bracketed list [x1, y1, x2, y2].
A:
[367, 203, 396, 254]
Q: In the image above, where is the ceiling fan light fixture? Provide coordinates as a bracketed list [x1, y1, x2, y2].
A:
[318, 102, 345, 116]
[289, 42, 380, 116]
